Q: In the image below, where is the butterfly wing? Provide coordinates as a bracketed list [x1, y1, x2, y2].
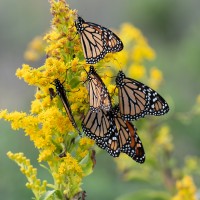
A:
[125, 121, 145, 163]
[82, 109, 111, 146]
[75, 16, 123, 64]
[105, 106, 145, 163]
[82, 66, 113, 150]
[87, 66, 111, 111]
[147, 89, 169, 116]
[112, 106, 145, 163]
[102, 27, 123, 52]
[116, 71, 169, 121]
[103, 115, 121, 157]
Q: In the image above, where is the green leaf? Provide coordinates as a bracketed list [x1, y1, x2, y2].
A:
[116, 190, 171, 200]
[79, 153, 90, 165]
[39, 164, 51, 174]
[69, 77, 80, 88]
[39, 190, 63, 200]
[79, 153, 93, 176]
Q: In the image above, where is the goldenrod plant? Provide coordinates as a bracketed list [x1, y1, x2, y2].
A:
[0, 0, 200, 199]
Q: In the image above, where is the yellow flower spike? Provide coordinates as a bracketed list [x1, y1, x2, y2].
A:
[0, 109, 8, 119]
[128, 64, 146, 80]
[148, 67, 163, 89]
[31, 100, 42, 114]
[184, 156, 199, 175]
[71, 57, 79, 67]
[150, 67, 163, 82]
[113, 51, 128, 69]
[131, 45, 155, 63]
[119, 23, 141, 44]
[196, 94, 200, 105]
[7, 152, 48, 198]
[107, 84, 116, 94]
[155, 125, 173, 152]
[15, 64, 30, 79]
[26, 183, 31, 189]
[24, 36, 45, 61]
[79, 137, 95, 147]
[172, 176, 197, 200]
[78, 150, 88, 159]
[41, 96, 51, 108]
[24, 50, 39, 62]
[0, 111, 27, 130]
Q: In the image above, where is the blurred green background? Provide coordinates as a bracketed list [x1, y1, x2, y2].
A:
[0, 0, 200, 199]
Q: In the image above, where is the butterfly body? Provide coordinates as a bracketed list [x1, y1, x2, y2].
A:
[52, 79, 81, 135]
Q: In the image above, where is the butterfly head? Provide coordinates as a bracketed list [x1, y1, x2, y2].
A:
[75, 16, 84, 30]
[54, 78, 60, 86]
[86, 66, 96, 82]
[76, 16, 84, 23]
[89, 66, 95, 74]
[116, 70, 125, 87]
[53, 79, 65, 93]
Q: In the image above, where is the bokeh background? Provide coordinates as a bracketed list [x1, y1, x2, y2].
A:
[0, 0, 200, 199]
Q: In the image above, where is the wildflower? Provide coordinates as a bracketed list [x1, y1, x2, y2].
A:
[148, 67, 163, 89]
[172, 176, 197, 200]
[155, 125, 173, 153]
[24, 36, 45, 61]
[128, 64, 146, 79]
[7, 152, 47, 199]
[196, 94, 200, 105]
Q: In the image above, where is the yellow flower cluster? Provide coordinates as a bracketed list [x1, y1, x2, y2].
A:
[114, 23, 155, 67]
[24, 36, 46, 61]
[52, 153, 83, 199]
[45, 0, 80, 62]
[172, 176, 197, 200]
[155, 125, 173, 153]
[7, 151, 47, 198]
[77, 137, 95, 160]
[148, 67, 163, 90]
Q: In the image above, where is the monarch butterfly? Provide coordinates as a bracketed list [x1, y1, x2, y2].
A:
[116, 71, 169, 121]
[75, 16, 123, 64]
[82, 68, 145, 163]
[82, 66, 111, 144]
[49, 79, 81, 135]
[86, 66, 111, 111]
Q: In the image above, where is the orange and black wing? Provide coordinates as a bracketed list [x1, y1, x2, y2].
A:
[82, 66, 113, 150]
[125, 121, 145, 163]
[87, 66, 111, 111]
[111, 106, 145, 163]
[75, 16, 123, 64]
[82, 109, 111, 147]
[116, 71, 169, 121]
